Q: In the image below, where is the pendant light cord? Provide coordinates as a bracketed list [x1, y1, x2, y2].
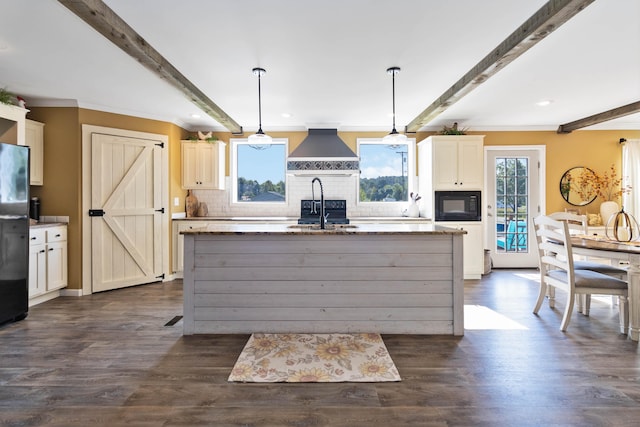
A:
[386, 67, 401, 134]
[252, 67, 267, 134]
[257, 70, 263, 132]
[391, 69, 397, 132]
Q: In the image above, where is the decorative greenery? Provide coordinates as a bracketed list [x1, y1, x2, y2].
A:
[438, 122, 467, 135]
[187, 133, 218, 142]
[593, 164, 631, 202]
[570, 164, 631, 202]
[0, 87, 15, 105]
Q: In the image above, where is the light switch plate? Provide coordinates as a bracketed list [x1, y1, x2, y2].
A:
[174, 197, 180, 206]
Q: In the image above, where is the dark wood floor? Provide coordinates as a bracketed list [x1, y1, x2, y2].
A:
[2, 270, 640, 426]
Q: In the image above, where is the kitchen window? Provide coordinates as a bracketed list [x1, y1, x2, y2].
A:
[230, 139, 288, 203]
[357, 138, 415, 203]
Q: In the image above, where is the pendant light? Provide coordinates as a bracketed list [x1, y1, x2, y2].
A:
[248, 67, 272, 148]
[382, 66, 407, 145]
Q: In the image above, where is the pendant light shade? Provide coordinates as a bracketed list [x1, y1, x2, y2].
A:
[248, 67, 272, 148]
[382, 66, 407, 145]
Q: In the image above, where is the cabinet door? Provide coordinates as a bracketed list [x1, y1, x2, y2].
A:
[175, 221, 209, 275]
[29, 243, 47, 297]
[181, 142, 201, 188]
[432, 141, 459, 189]
[46, 241, 68, 291]
[457, 140, 483, 189]
[24, 120, 44, 186]
[182, 141, 224, 189]
[458, 223, 484, 278]
[436, 222, 484, 279]
[195, 143, 217, 188]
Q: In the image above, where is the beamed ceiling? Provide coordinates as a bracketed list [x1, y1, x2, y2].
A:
[1, 0, 639, 134]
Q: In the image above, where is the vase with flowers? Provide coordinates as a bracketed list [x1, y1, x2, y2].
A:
[591, 164, 632, 225]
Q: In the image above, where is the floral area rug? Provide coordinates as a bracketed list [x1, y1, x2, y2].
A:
[228, 333, 401, 383]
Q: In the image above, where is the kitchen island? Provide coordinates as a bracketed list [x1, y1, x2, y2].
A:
[181, 223, 465, 335]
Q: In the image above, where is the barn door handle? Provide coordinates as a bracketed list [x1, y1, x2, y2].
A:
[89, 209, 105, 217]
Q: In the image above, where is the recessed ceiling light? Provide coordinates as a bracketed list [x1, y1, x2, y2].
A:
[536, 99, 553, 107]
[281, 113, 292, 118]
[191, 113, 201, 118]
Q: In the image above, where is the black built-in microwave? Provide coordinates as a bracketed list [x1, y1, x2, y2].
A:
[434, 190, 482, 221]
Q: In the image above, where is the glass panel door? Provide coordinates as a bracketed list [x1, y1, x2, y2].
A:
[486, 148, 542, 268]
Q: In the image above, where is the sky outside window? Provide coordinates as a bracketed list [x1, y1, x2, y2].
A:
[359, 143, 408, 202]
[236, 143, 286, 202]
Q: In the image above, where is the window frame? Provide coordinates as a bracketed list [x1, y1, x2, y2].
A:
[229, 138, 289, 205]
[356, 137, 416, 206]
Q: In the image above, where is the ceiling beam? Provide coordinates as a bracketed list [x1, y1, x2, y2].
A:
[58, 0, 243, 134]
[557, 101, 640, 133]
[405, 0, 595, 133]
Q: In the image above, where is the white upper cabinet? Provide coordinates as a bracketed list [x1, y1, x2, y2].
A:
[418, 135, 485, 218]
[0, 103, 27, 146]
[431, 135, 484, 190]
[24, 119, 44, 185]
[181, 140, 225, 190]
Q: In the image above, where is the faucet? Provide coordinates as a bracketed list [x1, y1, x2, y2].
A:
[311, 177, 327, 229]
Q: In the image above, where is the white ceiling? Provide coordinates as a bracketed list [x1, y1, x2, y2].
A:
[1, 0, 639, 133]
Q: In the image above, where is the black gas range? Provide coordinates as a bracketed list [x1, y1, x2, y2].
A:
[297, 199, 350, 225]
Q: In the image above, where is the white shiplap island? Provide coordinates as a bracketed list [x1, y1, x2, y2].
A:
[181, 223, 465, 335]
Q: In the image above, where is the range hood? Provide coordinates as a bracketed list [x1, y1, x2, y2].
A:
[287, 129, 359, 175]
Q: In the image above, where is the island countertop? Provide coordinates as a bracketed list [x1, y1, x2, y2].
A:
[180, 222, 465, 235]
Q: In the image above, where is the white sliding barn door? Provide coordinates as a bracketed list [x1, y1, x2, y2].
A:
[90, 133, 163, 292]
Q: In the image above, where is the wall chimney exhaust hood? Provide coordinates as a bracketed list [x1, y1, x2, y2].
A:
[287, 129, 359, 175]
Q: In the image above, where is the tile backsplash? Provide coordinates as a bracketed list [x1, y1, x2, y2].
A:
[191, 175, 417, 218]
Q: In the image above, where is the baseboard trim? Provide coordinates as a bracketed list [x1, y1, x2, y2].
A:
[29, 290, 61, 307]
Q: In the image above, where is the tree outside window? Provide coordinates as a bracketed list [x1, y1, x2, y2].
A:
[358, 140, 414, 202]
[233, 140, 287, 203]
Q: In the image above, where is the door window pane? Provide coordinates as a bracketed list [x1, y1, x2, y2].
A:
[496, 157, 529, 253]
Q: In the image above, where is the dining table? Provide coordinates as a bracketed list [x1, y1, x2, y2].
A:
[571, 234, 640, 341]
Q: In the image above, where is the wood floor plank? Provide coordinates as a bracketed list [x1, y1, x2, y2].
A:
[1, 270, 640, 426]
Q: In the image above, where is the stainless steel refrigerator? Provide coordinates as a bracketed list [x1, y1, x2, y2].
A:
[0, 141, 30, 325]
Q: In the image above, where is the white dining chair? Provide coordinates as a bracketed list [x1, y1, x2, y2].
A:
[548, 211, 628, 314]
[533, 215, 629, 333]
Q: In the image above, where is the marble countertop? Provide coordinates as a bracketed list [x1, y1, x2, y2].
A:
[173, 216, 296, 221]
[173, 216, 433, 222]
[30, 222, 66, 229]
[181, 222, 464, 235]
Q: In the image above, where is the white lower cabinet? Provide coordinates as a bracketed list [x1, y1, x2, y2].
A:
[436, 221, 484, 280]
[173, 221, 209, 278]
[29, 225, 67, 305]
[28, 230, 47, 298]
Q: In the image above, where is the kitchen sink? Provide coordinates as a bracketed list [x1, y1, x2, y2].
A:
[287, 224, 359, 231]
